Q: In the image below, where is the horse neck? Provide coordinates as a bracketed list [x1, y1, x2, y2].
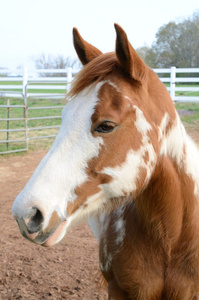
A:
[134, 113, 199, 245]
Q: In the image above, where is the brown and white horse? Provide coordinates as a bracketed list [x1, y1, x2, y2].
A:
[12, 24, 199, 299]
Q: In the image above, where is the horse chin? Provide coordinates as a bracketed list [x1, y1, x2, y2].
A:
[41, 220, 68, 247]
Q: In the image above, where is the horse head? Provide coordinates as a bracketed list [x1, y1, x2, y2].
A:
[12, 24, 177, 247]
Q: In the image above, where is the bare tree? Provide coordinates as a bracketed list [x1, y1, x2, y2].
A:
[32, 54, 81, 77]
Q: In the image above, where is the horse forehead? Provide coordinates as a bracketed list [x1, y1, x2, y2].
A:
[68, 78, 132, 115]
[97, 79, 131, 108]
[65, 80, 122, 119]
[91, 81, 131, 126]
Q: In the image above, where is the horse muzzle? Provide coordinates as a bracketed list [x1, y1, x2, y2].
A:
[13, 206, 67, 247]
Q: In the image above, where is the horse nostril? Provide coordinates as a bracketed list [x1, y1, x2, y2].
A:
[24, 207, 44, 234]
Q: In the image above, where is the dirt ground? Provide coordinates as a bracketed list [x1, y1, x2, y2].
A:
[0, 151, 107, 300]
[0, 126, 198, 300]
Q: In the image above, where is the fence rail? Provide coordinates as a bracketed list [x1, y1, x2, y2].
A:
[0, 66, 199, 154]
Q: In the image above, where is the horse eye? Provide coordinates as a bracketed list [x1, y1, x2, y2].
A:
[94, 121, 116, 133]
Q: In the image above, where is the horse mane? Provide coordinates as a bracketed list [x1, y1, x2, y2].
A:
[68, 52, 121, 97]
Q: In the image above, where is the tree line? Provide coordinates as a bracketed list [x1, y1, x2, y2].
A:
[137, 11, 199, 68]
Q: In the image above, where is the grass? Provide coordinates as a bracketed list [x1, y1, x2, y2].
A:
[175, 102, 199, 125]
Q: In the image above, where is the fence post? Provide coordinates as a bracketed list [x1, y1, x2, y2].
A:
[23, 67, 28, 150]
[6, 99, 10, 151]
[170, 66, 176, 101]
[67, 67, 72, 91]
[23, 66, 28, 96]
[24, 95, 28, 151]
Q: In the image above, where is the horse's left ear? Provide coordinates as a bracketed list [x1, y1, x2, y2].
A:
[73, 28, 102, 65]
[114, 24, 146, 83]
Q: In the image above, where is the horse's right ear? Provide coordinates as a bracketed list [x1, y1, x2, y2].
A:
[73, 28, 102, 65]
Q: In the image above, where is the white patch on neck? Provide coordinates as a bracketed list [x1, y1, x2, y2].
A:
[159, 113, 185, 166]
[101, 244, 113, 272]
[96, 213, 113, 272]
[88, 211, 110, 242]
[159, 112, 199, 197]
[158, 113, 170, 142]
[183, 135, 199, 197]
[115, 203, 126, 245]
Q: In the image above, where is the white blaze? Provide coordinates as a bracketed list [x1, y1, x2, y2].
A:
[12, 84, 104, 231]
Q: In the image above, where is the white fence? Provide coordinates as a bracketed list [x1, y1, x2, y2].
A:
[0, 67, 199, 154]
[0, 67, 74, 98]
[154, 67, 199, 102]
[1, 66, 199, 102]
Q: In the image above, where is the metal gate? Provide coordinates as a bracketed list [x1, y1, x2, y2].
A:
[0, 91, 28, 155]
[0, 68, 72, 155]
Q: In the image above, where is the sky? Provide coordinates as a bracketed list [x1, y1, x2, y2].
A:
[0, 0, 199, 70]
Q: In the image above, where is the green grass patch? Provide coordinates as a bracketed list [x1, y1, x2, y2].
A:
[175, 102, 199, 111]
[175, 102, 199, 128]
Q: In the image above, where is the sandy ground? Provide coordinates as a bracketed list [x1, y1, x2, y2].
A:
[0, 125, 198, 300]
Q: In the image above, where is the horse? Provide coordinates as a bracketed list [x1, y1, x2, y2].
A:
[12, 24, 199, 299]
